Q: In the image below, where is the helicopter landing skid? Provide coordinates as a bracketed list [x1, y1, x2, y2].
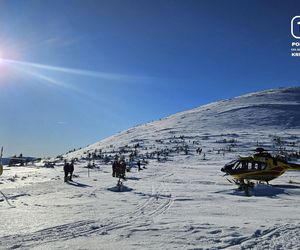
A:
[231, 179, 255, 196]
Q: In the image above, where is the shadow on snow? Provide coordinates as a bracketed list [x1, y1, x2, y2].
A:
[216, 183, 300, 197]
[107, 186, 133, 192]
[67, 181, 92, 188]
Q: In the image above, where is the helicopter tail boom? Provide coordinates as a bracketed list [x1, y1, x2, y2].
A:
[287, 162, 300, 171]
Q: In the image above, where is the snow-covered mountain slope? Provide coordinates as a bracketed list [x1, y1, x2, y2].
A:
[65, 87, 300, 160]
[1, 87, 300, 250]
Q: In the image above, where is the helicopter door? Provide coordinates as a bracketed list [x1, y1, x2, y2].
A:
[241, 161, 248, 170]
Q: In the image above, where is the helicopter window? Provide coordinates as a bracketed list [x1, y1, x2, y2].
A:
[255, 162, 266, 170]
[234, 161, 251, 171]
[250, 162, 260, 170]
[248, 163, 253, 170]
[257, 163, 262, 170]
[234, 162, 241, 170]
[242, 161, 248, 169]
[226, 160, 237, 166]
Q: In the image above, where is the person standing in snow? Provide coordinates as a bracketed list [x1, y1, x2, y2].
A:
[63, 160, 70, 182]
[119, 159, 126, 179]
[69, 159, 75, 181]
[137, 160, 141, 171]
[112, 158, 119, 177]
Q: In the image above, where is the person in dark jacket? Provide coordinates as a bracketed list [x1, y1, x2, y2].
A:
[119, 160, 126, 179]
[137, 160, 141, 171]
[112, 159, 119, 177]
[63, 160, 70, 182]
[69, 160, 74, 181]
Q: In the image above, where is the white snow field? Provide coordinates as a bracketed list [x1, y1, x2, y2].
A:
[1, 87, 300, 249]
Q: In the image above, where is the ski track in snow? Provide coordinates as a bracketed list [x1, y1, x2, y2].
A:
[0, 172, 175, 249]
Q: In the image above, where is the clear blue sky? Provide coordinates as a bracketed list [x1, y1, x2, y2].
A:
[0, 0, 299, 157]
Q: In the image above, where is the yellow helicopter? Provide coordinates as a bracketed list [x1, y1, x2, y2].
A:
[221, 148, 300, 193]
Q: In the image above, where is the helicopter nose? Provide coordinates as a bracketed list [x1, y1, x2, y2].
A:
[221, 167, 225, 172]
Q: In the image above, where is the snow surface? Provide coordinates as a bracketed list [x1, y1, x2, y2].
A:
[1, 87, 300, 249]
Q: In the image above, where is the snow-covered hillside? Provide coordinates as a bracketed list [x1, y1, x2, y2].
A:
[1, 87, 300, 249]
[65, 87, 300, 160]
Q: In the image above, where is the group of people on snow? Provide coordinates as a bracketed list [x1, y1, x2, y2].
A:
[196, 147, 202, 155]
[64, 159, 74, 182]
[112, 157, 127, 179]
[62, 156, 144, 183]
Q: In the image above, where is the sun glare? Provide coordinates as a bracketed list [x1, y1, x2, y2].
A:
[0, 51, 3, 63]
